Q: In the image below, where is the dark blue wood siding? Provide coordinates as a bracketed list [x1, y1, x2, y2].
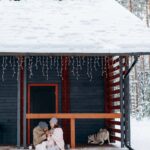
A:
[0, 56, 17, 145]
[69, 59, 105, 144]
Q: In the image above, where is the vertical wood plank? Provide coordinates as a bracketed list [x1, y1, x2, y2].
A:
[20, 57, 24, 145]
[70, 119, 75, 148]
[27, 84, 31, 145]
[62, 56, 70, 144]
[23, 57, 27, 147]
[17, 57, 21, 147]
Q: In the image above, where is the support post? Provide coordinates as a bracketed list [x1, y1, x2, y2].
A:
[124, 57, 131, 147]
[70, 119, 75, 148]
[17, 57, 21, 147]
[23, 57, 27, 147]
[120, 56, 125, 148]
[124, 57, 134, 150]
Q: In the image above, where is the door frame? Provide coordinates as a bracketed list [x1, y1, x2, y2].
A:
[27, 83, 59, 144]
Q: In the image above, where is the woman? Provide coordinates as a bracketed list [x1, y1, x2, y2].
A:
[47, 118, 65, 150]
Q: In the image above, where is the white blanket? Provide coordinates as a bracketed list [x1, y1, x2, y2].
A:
[35, 128, 65, 150]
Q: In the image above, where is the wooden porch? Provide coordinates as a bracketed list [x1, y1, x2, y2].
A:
[26, 113, 122, 148]
[0, 145, 128, 150]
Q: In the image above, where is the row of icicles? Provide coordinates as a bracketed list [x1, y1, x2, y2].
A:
[0, 56, 108, 82]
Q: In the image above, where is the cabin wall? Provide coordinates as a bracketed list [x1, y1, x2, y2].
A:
[0, 56, 105, 145]
[0, 56, 18, 145]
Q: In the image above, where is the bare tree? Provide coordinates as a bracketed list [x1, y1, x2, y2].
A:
[128, 0, 133, 12]
[146, 0, 150, 27]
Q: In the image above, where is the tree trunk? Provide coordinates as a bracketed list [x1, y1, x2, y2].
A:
[146, 0, 150, 27]
[128, 0, 133, 12]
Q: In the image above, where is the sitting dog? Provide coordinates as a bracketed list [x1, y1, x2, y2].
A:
[88, 129, 110, 145]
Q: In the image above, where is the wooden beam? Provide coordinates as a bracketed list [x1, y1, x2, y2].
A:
[70, 119, 75, 148]
[26, 113, 121, 119]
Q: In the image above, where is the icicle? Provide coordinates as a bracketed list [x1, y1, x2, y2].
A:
[17, 57, 20, 81]
[2, 56, 6, 81]
[78, 56, 82, 70]
[54, 56, 57, 67]
[87, 57, 90, 78]
[65, 56, 68, 71]
[59, 56, 63, 78]
[71, 56, 75, 76]
[49, 56, 53, 70]
[39, 56, 42, 66]
[35, 56, 39, 70]
[76, 56, 80, 80]
[89, 57, 93, 81]
[94, 56, 97, 71]
[104, 57, 107, 78]
[46, 56, 49, 80]
[68, 57, 71, 66]
[97, 56, 100, 67]
[9, 56, 12, 67]
[82, 56, 85, 66]
[20, 57, 24, 70]
[28, 56, 33, 79]
[12, 56, 16, 78]
[42, 56, 45, 76]
[56, 56, 60, 77]
[101, 56, 104, 76]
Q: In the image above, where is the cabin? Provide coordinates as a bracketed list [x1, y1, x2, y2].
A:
[0, 0, 150, 149]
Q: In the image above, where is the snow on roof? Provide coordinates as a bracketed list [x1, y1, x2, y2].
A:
[0, 0, 150, 55]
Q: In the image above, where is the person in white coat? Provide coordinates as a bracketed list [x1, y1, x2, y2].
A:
[47, 118, 65, 150]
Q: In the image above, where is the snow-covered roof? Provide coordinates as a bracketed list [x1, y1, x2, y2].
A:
[0, 0, 150, 55]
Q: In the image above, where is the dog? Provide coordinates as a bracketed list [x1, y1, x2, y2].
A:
[88, 129, 110, 145]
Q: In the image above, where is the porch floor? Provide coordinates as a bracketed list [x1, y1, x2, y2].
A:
[0, 144, 128, 150]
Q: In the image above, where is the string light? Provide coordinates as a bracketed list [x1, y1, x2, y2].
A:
[28, 56, 34, 79]
[12, 56, 16, 78]
[59, 56, 63, 78]
[87, 57, 90, 78]
[49, 56, 53, 70]
[42, 56, 45, 76]
[17, 57, 20, 81]
[76, 56, 80, 80]
[89, 57, 93, 81]
[0, 56, 105, 82]
[46, 56, 49, 80]
[94, 56, 97, 71]
[9, 56, 12, 67]
[71, 56, 75, 76]
[56, 56, 60, 77]
[35, 56, 39, 70]
[2, 56, 6, 81]
[101, 56, 104, 76]
[79, 56, 82, 70]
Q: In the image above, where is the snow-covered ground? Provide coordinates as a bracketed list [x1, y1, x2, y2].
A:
[130, 118, 150, 150]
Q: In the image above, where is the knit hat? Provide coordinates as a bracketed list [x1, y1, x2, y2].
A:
[38, 121, 48, 129]
[50, 117, 58, 125]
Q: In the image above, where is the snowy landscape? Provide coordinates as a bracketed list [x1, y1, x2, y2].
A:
[131, 118, 150, 150]
[0, 0, 150, 150]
